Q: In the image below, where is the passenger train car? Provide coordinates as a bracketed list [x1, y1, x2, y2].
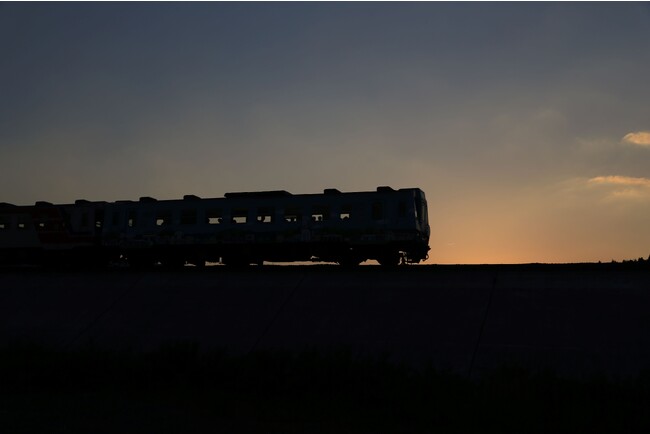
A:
[0, 187, 430, 267]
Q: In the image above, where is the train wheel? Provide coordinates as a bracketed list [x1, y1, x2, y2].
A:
[161, 258, 186, 269]
[222, 256, 252, 267]
[128, 254, 156, 269]
[377, 251, 401, 267]
[337, 255, 362, 267]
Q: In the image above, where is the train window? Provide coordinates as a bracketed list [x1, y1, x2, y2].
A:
[80, 212, 89, 228]
[284, 207, 301, 223]
[311, 206, 330, 222]
[156, 211, 172, 226]
[339, 205, 352, 221]
[257, 207, 274, 223]
[95, 210, 104, 229]
[232, 209, 248, 224]
[112, 212, 120, 227]
[41, 221, 55, 231]
[207, 209, 223, 225]
[414, 195, 422, 222]
[422, 200, 428, 225]
[371, 202, 383, 220]
[128, 211, 137, 228]
[181, 209, 197, 225]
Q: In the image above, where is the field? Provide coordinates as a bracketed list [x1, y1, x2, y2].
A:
[2, 263, 650, 432]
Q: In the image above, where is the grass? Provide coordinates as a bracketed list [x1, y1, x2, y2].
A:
[2, 341, 650, 433]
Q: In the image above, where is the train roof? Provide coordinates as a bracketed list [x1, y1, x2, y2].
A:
[223, 186, 419, 197]
[2, 187, 424, 209]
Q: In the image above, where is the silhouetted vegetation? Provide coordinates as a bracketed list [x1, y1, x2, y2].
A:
[2, 341, 650, 433]
[616, 255, 650, 267]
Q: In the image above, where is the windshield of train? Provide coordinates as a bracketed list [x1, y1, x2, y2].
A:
[414, 190, 429, 234]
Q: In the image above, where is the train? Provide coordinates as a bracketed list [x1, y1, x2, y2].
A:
[0, 186, 430, 267]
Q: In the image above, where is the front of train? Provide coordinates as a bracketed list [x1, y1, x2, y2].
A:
[409, 188, 430, 263]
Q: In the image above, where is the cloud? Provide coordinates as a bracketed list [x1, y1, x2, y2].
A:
[588, 175, 650, 187]
[622, 131, 650, 147]
[587, 175, 650, 201]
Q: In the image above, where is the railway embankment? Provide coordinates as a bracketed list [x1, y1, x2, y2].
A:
[2, 264, 649, 379]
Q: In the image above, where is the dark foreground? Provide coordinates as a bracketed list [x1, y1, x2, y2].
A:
[2, 263, 650, 432]
[3, 342, 650, 433]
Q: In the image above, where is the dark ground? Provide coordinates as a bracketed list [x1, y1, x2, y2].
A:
[2, 263, 650, 432]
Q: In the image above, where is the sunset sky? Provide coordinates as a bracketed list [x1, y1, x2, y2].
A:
[2, 3, 650, 264]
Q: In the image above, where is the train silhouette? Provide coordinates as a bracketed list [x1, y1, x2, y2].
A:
[0, 187, 430, 267]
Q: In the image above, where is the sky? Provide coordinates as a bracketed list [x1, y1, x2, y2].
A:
[2, 2, 650, 264]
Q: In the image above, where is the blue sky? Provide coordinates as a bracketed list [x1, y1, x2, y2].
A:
[2, 3, 650, 263]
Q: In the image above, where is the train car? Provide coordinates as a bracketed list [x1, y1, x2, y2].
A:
[0, 203, 42, 265]
[0, 187, 430, 267]
[0, 200, 111, 266]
